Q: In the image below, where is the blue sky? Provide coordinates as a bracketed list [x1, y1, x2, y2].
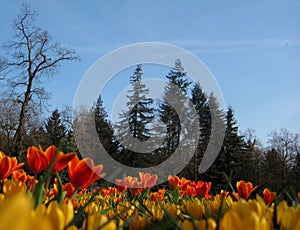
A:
[1, 0, 300, 145]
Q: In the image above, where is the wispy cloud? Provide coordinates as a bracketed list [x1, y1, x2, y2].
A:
[167, 38, 300, 52]
[64, 38, 300, 56]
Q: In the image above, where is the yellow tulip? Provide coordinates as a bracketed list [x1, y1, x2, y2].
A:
[277, 201, 300, 230]
[165, 203, 180, 218]
[221, 211, 242, 230]
[181, 219, 194, 230]
[129, 214, 147, 230]
[220, 199, 271, 230]
[45, 200, 74, 230]
[0, 194, 52, 230]
[183, 198, 204, 220]
[2, 179, 27, 197]
[83, 213, 116, 230]
[197, 218, 216, 230]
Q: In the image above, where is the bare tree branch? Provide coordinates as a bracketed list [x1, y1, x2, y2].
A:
[0, 3, 79, 155]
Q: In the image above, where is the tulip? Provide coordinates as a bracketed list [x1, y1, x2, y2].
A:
[139, 172, 157, 188]
[149, 189, 166, 202]
[185, 184, 197, 197]
[0, 151, 24, 181]
[27, 146, 75, 174]
[83, 213, 116, 230]
[63, 182, 76, 198]
[129, 214, 147, 230]
[263, 188, 276, 206]
[45, 200, 74, 230]
[195, 181, 212, 199]
[168, 175, 180, 189]
[233, 180, 257, 200]
[68, 155, 104, 190]
[123, 176, 143, 196]
[276, 201, 300, 230]
[183, 198, 204, 220]
[2, 179, 27, 197]
[115, 178, 128, 193]
[0, 194, 53, 230]
[12, 169, 27, 183]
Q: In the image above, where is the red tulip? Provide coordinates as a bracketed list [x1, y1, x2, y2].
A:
[68, 155, 104, 189]
[168, 175, 181, 189]
[149, 189, 166, 202]
[195, 181, 212, 199]
[63, 182, 76, 198]
[263, 188, 276, 205]
[233, 180, 257, 200]
[116, 178, 128, 193]
[27, 146, 75, 173]
[0, 151, 24, 181]
[179, 177, 193, 190]
[139, 172, 157, 188]
[12, 169, 28, 183]
[116, 173, 157, 196]
[185, 184, 197, 197]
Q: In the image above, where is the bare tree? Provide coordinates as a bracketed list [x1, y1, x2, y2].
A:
[0, 4, 78, 155]
[268, 128, 300, 166]
[0, 98, 20, 150]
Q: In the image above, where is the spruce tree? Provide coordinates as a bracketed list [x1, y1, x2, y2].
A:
[45, 109, 67, 148]
[201, 94, 226, 192]
[220, 106, 247, 185]
[159, 60, 191, 155]
[94, 95, 116, 154]
[115, 65, 154, 167]
[190, 82, 209, 181]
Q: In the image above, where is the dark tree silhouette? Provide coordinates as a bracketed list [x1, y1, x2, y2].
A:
[0, 4, 78, 155]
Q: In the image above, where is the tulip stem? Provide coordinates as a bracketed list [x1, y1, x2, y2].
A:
[45, 174, 51, 191]
[31, 173, 37, 192]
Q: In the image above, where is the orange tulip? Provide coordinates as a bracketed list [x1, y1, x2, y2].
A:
[298, 192, 300, 201]
[168, 175, 181, 189]
[233, 180, 257, 200]
[117, 176, 143, 196]
[115, 178, 128, 193]
[116, 173, 157, 196]
[263, 188, 276, 205]
[149, 189, 166, 202]
[63, 182, 76, 198]
[220, 190, 229, 198]
[27, 146, 75, 173]
[12, 169, 28, 183]
[139, 172, 157, 188]
[0, 151, 24, 181]
[195, 181, 212, 199]
[185, 184, 197, 197]
[68, 155, 104, 189]
[179, 177, 193, 190]
[101, 187, 119, 196]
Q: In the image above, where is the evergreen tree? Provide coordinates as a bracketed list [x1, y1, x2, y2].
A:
[115, 65, 154, 167]
[94, 95, 116, 154]
[159, 60, 191, 155]
[45, 109, 67, 148]
[199, 94, 226, 191]
[220, 106, 247, 185]
[190, 82, 209, 181]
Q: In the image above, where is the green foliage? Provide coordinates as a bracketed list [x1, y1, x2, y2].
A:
[115, 65, 155, 167]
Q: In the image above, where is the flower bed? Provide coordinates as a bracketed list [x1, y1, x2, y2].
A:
[0, 146, 299, 230]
